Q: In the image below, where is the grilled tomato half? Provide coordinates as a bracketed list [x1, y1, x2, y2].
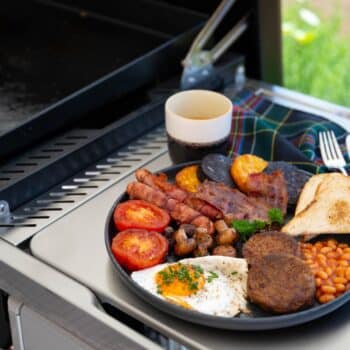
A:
[114, 199, 170, 232]
[111, 229, 169, 271]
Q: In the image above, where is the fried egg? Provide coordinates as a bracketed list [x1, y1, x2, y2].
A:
[131, 256, 248, 317]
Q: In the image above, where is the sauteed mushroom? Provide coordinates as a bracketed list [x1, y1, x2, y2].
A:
[214, 220, 238, 245]
[213, 245, 237, 257]
[173, 226, 196, 256]
[193, 228, 214, 257]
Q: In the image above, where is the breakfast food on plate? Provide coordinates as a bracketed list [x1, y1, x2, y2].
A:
[193, 181, 271, 222]
[230, 154, 268, 192]
[201, 153, 235, 187]
[264, 161, 311, 205]
[127, 181, 215, 234]
[113, 200, 170, 232]
[175, 165, 201, 192]
[110, 152, 350, 319]
[247, 254, 316, 313]
[294, 174, 328, 215]
[111, 229, 168, 271]
[136, 168, 221, 220]
[243, 171, 288, 214]
[131, 256, 248, 317]
[301, 239, 350, 303]
[242, 231, 302, 265]
[282, 173, 350, 235]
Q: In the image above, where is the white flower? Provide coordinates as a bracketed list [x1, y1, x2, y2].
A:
[299, 8, 320, 27]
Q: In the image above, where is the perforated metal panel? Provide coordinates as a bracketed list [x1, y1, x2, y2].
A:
[1, 126, 167, 245]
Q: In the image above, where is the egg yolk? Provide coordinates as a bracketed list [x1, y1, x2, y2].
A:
[155, 263, 205, 297]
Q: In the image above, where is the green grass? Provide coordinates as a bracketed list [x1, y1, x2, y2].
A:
[283, 3, 350, 107]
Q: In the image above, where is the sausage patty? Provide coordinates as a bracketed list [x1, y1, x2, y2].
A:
[247, 254, 315, 314]
[242, 231, 301, 265]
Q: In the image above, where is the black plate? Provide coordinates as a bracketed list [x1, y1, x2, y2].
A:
[105, 162, 350, 330]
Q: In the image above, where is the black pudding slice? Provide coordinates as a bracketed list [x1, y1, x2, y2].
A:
[264, 161, 311, 205]
[201, 154, 235, 187]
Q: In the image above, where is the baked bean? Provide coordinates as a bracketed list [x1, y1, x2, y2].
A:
[327, 252, 338, 259]
[319, 294, 335, 303]
[333, 276, 347, 284]
[315, 278, 322, 287]
[316, 270, 328, 280]
[335, 284, 346, 292]
[346, 267, 350, 280]
[302, 239, 350, 304]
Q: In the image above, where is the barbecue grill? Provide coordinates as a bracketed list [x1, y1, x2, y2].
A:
[1, 1, 350, 349]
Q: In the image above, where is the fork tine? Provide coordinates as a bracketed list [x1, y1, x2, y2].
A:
[320, 132, 331, 161]
[319, 132, 327, 162]
[325, 131, 336, 159]
[329, 130, 344, 160]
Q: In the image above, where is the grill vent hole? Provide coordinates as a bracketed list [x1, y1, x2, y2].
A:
[2, 170, 25, 174]
[41, 149, 64, 153]
[54, 142, 76, 146]
[15, 163, 38, 166]
[29, 155, 51, 159]
[66, 135, 88, 140]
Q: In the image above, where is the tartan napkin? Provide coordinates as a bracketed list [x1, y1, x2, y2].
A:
[226, 88, 349, 174]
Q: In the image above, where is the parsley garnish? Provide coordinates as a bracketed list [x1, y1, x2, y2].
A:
[268, 208, 284, 225]
[207, 271, 219, 283]
[231, 219, 266, 241]
[231, 271, 238, 276]
[189, 281, 198, 290]
[156, 264, 203, 293]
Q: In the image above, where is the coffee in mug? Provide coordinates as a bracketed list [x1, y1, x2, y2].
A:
[165, 90, 233, 163]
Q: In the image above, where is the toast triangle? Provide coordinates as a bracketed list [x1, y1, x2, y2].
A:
[282, 173, 350, 235]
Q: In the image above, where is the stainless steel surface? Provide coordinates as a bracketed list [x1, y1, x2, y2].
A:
[319, 131, 347, 176]
[1, 126, 167, 245]
[30, 81, 350, 349]
[30, 150, 350, 349]
[0, 238, 161, 350]
[346, 134, 350, 158]
[8, 298, 24, 350]
[210, 15, 248, 63]
[251, 82, 350, 121]
[9, 297, 92, 350]
[181, 0, 247, 90]
[183, 0, 236, 66]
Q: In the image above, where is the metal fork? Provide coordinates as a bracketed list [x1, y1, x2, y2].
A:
[319, 130, 348, 176]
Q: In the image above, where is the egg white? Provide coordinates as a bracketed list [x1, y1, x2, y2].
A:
[131, 255, 248, 317]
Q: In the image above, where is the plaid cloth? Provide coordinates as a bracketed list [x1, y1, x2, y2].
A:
[226, 88, 349, 174]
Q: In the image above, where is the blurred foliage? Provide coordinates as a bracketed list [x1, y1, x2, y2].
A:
[283, 2, 350, 107]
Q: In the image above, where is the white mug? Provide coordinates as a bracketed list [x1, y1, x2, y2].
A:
[165, 90, 233, 163]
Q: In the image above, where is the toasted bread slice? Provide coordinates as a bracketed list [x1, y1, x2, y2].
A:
[295, 173, 344, 214]
[295, 174, 327, 215]
[282, 174, 350, 236]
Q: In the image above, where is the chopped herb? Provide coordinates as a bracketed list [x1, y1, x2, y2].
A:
[157, 286, 163, 294]
[159, 269, 175, 284]
[207, 271, 219, 283]
[231, 219, 266, 241]
[189, 281, 198, 291]
[178, 265, 191, 282]
[231, 271, 238, 276]
[193, 265, 204, 274]
[268, 208, 284, 225]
